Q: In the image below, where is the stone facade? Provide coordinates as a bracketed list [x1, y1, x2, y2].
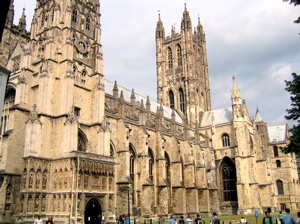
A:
[0, 0, 299, 224]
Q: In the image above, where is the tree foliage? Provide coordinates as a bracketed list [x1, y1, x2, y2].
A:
[283, 0, 300, 23]
[282, 73, 300, 154]
[283, 0, 300, 6]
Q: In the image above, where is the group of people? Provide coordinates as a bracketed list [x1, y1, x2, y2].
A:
[168, 213, 217, 224]
[34, 216, 55, 224]
[263, 208, 300, 224]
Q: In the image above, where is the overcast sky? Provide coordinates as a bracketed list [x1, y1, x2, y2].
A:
[14, 0, 300, 127]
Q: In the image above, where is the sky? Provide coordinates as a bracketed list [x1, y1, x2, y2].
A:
[14, 0, 300, 127]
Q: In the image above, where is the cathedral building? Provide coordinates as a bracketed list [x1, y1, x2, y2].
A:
[0, 0, 299, 223]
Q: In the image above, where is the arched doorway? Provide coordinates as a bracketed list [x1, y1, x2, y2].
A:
[85, 198, 102, 224]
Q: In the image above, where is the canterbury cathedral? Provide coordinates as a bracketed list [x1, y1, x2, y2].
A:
[0, 0, 299, 223]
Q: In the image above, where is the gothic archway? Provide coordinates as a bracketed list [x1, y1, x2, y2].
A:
[84, 198, 102, 224]
[220, 157, 238, 202]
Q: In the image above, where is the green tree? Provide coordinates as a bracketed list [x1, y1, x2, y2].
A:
[283, 0, 300, 23]
[282, 73, 300, 154]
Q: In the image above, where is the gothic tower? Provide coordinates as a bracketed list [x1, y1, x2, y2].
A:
[0, 0, 112, 223]
[156, 5, 211, 128]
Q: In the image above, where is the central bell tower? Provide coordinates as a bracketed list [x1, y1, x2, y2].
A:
[156, 5, 211, 127]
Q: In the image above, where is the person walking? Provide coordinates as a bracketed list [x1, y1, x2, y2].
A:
[279, 211, 284, 224]
[194, 214, 202, 224]
[34, 216, 43, 224]
[295, 212, 300, 224]
[179, 216, 185, 224]
[211, 212, 220, 224]
[282, 208, 295, 224]
[168, 217, 176, 224]
[186, 215, 193, 224]
[262, 211, 274, 224]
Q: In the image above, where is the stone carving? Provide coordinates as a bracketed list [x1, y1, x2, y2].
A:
[27, 104, 42, 124]
[65, 106, 78, 124]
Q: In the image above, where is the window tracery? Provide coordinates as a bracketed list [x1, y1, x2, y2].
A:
[168, 47, 173, 69]
[220, 157, 237, 201]
[276, 180, 284, 195]
[177, 44, 182, 66]
[222, 134, 230, 147]
[179, 88, 185, 113]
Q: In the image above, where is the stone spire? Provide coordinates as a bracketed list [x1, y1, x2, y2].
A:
[231, 76, 244, 119]
[18, 8, 26, 32]
[231, 76, 242, 104]
[196, 15, 203, 35]
[181, 3, 191, 30]
[156, 11, 165, 39]
[254, 108, 263, 123]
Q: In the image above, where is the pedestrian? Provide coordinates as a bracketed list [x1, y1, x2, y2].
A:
[118, 215, 124, 224]
[34, 216, 43, 224]
[186, 215, 193, 224]
[295, 212, 300, 224]
[268, 208, 274, 223]
[282, 208, 295, 224]
[262, 211, 274, 224]
[211, 212, 220, 224]
[45, 217, 52, 224]
[279, 211, 284, 224]
[194, 214, 202, 224]
[168, 216, 176, 224]
[179, 216, 185, 224]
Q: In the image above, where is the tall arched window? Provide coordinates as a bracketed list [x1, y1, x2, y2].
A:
[1, 89, 16, 135]
[179, 88, 185, 113]
[168, 47, 173, 69]
[220, 157, 237, 201]
[222, 134, 230, 147]
[86, 17, 90, 30]
[276, 160, 281, 168]
[81, 70, 87, 85]
[148, 148, 154, 182]
[129, 145, 136, 183]
[276, 180, 284, 195]
[78, 130, 87, 152]
[165, 152, 171, 185]
[169, 90, 175, 109]
[180, 157, 185, 186]
[273, 146, 279, 157]
[110, 143, 114, 157]
[177, 44, 182, 66]
[129, 144, 136, 205]
[72, 9, 77, 23]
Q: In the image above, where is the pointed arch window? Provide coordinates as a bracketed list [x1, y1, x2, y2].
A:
[180, 157, 185, 186]
[72, 9, 77, 23]
[273, 146, 279, 157]
[148, 148, 154, 182]
[169, 90, 175, 109]
[86, 17, 90, 30]
[78, 130, 87, 152]
[276, 180, 284, 195]
[276, 160, 281, 168]
[81, 70, 87, 85]
[165, 152, 171, 185]
[177, 44, 182, 66]
[129, 145, 136, 183]
[221, 157, 237, 201]
[110, 143, 114, 157]
[1, 89, 16, 135]
[222, 134, 230, 147]
[179, 88, 185, 113]
[168, 47, 173, 69]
